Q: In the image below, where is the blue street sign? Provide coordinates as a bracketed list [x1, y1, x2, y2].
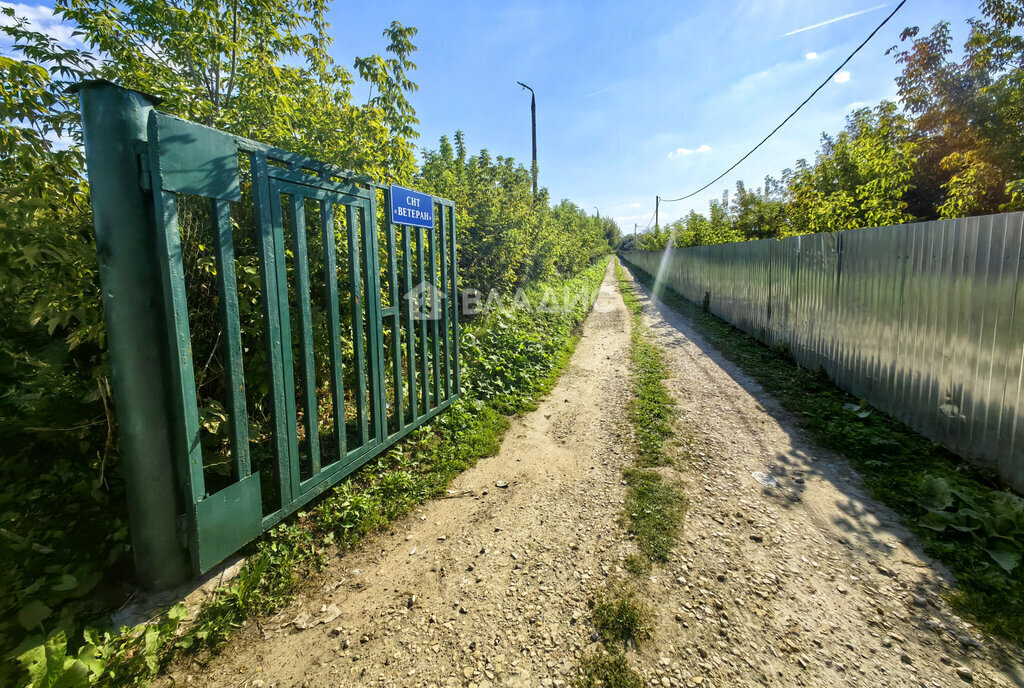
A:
[389, 184, 435, 229]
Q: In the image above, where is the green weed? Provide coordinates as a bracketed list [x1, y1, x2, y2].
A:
[623, 469, 688, 563]
[591, 583, 651, 650]
[572, 652, 644, 688]
[623, 554, 651, 576]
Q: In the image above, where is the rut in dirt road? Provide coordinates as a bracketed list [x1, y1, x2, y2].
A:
[163, 261, 639, 687]
[619, 265, 1024, 688]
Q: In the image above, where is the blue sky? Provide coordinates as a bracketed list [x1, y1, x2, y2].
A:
[6, 0, 978, 229]
[336, 0, 976, 230]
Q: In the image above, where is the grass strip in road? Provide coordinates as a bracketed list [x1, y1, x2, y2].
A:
[623, 468, 688, 563]
[615, 259, 688, 563]
[573, 260, 687, 688]
[573, 653, 644, 688]
[620, 257, 1024, 645]
[591, 581, 652, 650]
[616, 262, 674, 468]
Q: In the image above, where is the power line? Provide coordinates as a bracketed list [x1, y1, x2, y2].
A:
[660, 0, 908, 205]
[642, 208, 656, 231]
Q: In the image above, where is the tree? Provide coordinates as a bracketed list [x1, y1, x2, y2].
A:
[57, 0, 420, 181]
[417, 132, 610, 293]
[786, 103, 917, 233]
[888, 0, 1024, 217]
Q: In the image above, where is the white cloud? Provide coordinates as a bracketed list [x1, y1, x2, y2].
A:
[667, 144, 711, 158]
[805, 52, 818, 60]
[783, 3, 889, 37]
[0, 2, 87, 48]
[834, 71, 851, 83]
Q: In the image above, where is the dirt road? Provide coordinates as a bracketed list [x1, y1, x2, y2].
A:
[623, 265, 1023, 688]
[168, 262, 1024, 687]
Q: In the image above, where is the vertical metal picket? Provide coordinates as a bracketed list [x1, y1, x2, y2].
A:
[211, 199, 251, 480]
[439, 204, 452, 400]
[320, 201, 347, 461]
[417, 226, 430, 412]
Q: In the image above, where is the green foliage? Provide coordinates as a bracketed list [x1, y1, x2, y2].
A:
[56, 0, 419, 182]
[591, 583, 651, 650]
[572, 652, 644, 688]
[623, 259, 1024, 643]
[14, 603, 187, 688]
[616, 262, 674, 467]
[916, 476, 1024, 574]
[622, 468, 688, 563]
[460, 261, 608, 409]
[0, 9, 130, 678]
[786, 103, 917, 233]
[416, 132, 612, 292]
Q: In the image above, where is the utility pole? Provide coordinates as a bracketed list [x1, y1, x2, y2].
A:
[517, 82, 538, 199]
[634, 223, 638, 236]
[655, 196, 660, 229]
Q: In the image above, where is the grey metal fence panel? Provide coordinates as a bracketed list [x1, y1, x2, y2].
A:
[621, 211, 1024, 493]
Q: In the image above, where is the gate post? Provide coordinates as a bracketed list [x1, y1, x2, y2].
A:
[73, 81, 191, 588]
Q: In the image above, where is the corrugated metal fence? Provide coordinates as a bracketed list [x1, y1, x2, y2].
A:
[621, 212, 1024, 492]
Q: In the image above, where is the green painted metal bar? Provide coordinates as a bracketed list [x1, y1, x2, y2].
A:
[150, 186, 205, 505]
[429, 220, 441, 407]
[267, 184, 301, 502]
[439, 206, 451, 401]
[403, 225, 416, 422]
[320, 201, 346, 462]
[259, 394, 458, 531]
[368, 203, 385, 440]
[384, 191, 404, 433]
[416, 226, 430, 413]
[363, 196, 386, 444]
[287, 192, 322, 478]
[449, 204, 461, 395]
[74, 81, 191, 587]
[211, 198, 251, 479]
[250, 154, 292, 510]
[346, 203, 368, 447]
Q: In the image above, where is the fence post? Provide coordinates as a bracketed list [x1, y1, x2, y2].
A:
[73, 80, 191, 588]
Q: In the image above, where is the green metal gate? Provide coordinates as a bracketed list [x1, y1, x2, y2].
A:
[75, 81, 459, 585]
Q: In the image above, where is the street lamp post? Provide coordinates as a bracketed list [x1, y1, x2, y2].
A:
[517, 81, 538, 199]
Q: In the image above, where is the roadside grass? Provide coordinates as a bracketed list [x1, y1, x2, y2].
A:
[620, 257, 1024, 645]
[615, 259, 688, 563]
[624, 468, 688, 563]
[591, 582, 651, 649]
[6, 259, 610, 688]
[572, 652, 644, 688]
[616, 262, 674, 468]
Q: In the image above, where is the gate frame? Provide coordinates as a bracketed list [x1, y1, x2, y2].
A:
[75, 80, 460, 588]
